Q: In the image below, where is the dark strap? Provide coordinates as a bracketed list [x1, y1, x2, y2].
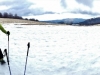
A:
[0, 49, 3, 59]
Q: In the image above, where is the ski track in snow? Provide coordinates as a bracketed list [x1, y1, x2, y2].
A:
[0, 24, 100, 75]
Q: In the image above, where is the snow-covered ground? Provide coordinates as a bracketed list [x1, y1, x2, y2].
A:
[0, 24, 100, 75]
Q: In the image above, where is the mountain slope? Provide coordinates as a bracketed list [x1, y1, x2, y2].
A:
[78, 17, 100, 25]
[42, 18, 86, 24]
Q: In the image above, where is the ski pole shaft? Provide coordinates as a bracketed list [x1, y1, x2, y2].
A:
[24, 56, 28, 75]
[4, 49, 12, 75]
[8, 65, 12, 75]
[8, 34, 9, 60]
[24, 42, 30, 75]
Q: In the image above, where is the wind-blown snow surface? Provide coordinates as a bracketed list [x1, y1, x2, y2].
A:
[0, 24, 100, 75]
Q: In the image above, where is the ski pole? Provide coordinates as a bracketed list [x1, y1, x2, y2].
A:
[8, 32, 9, 60]
[24, 42, 30, 75]
[4, 49, 12, 75]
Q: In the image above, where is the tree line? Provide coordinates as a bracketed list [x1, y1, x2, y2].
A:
[0, 12, 39, 21]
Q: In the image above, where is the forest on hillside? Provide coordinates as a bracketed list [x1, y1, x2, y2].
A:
[0, 12, 39, 21]
[78, 17, 100, 25]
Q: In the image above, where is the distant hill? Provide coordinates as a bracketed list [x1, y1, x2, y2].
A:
[42, 17, 100, 26]
[78, 17, 100, 25]
[42, 18, 86, 24]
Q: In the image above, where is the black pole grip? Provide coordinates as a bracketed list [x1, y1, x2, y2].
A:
[27, 42, 30, 49]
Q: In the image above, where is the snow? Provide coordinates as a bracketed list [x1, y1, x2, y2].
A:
[0, 24, 100, 75]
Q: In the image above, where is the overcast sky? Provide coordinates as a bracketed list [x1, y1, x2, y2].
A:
[0, 0, 100, 21]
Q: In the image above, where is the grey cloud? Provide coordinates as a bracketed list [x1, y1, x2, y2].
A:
[0, 0, 33, 16]
[71, 9, 100, 16]
[60, 0, 67, 8]
[0, 0, 32, 7]
[30, 10, 55, 15]
[44, 11, 55, 14]
[0, 0, 55, 16]
[76, 0, 94, 7]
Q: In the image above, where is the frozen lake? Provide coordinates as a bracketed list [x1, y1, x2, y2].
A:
[0, 24, 100, 75]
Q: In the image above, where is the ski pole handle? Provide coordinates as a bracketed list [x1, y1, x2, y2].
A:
[27, 42, 30, 49]
[27, 42, 30, 56]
